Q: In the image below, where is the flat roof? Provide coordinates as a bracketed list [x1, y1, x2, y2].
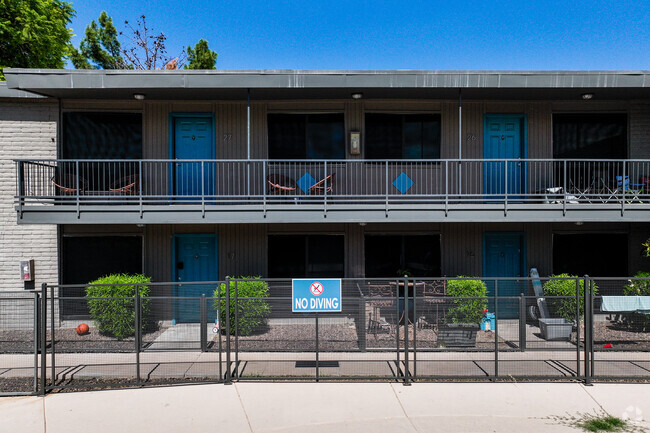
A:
[4, 69, 650, 100]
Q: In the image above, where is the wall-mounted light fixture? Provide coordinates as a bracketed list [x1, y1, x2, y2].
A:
[349, 130, 361, 155]
[351, 92, 363, 100]
[581, 93, 594, 100]
[133, 93, 146, 100]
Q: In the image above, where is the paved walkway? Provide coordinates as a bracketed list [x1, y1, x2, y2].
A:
[1, 382, 649, 433]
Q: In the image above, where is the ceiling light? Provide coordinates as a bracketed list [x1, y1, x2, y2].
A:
[581, 93, 594, 100]
[351, 92, 363, 99]
[133, 93, 146, 100]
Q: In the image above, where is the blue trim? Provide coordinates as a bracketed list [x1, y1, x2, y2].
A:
[482, 114, 528, 199]
[171, 233, 219, 323]
[168, 113, 216, 198]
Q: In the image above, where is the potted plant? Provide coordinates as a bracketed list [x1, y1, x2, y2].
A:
[438, 277, 487, 347]
[541, 274, 597, 341]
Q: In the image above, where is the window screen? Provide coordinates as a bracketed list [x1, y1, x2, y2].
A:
[268, 113, 345, 159]
[365, 114, 441, 159]
[268, 235, 344, 278]
[62, 112, 143, 159]
[365, 235, 441, 278]
[553, 113, 627, 159]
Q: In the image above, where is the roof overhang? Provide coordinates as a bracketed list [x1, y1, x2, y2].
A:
[5, 69, 650, 100]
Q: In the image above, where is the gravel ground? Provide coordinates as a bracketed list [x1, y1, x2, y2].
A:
[591, 322, 650, 351]
[0, 377, 34, 394]
[0, 325, 166, 353]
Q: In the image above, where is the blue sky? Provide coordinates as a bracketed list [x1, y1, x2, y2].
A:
[68, 0, 650, 70]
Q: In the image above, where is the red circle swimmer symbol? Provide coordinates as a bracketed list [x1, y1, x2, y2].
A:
[310, 282, 324, 296]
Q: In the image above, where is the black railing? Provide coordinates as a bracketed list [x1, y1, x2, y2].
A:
[1, 276, 649, 394]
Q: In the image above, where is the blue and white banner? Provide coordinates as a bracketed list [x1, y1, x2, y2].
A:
[292, 279, 342, 312]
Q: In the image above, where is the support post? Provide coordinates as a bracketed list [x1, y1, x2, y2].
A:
[403, 275, 411, 386]
[135, 285, 141, 385]
[224, 276, 232, 384]
[494, 280, 499, 379]
[315, 314, 319, 382]
[201, 294, 207, 352]
[32, 291, 38, 394]
[50, 284, 55, 388]
[40, 283, 47, 395]
[583, 275, 592, 386]
[518, 293, 526, 351]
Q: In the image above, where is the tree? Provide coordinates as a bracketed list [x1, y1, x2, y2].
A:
[69, 11, 129, 69]
[0, 0, 75, 80]
[71, 13, 185, 70]
[185, 39, 217, 69]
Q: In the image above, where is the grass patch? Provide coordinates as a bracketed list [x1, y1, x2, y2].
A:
[579, 415, 626, 432]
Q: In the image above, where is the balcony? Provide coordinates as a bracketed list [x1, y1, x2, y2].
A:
[14, 159, 650, 224]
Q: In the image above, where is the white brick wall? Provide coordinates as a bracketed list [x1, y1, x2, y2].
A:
[0, 100, 59, 293]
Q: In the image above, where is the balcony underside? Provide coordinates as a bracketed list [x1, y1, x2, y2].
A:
[16, 202, 650, 224]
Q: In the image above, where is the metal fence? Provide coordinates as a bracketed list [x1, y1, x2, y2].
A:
[1, 276, 649, 394]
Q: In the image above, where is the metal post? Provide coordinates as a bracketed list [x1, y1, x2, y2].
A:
[385, 161, 389, 216]
[135, 285, 141, 385]
[323, 160, 328, 216]
[224, 276, 232, 384]
[575, 277, 581, 379]
[518, 293, 526, 351]
[590, 278, 595, 381]
[358, 294, 366, 351]
[201, 161, 205, 217]
[50, 284, 55, 387]
[200, 294, 207, 352]
[504, 161, 508, 216]
[75, 160, 80, 218]
[583, 275, 592, 386]
[139, 160, 143, 218]
[621, 160, 626, 216]
[444, 160, 449, 216]
[412, 277, 417, 380]
[494, 280, 499, 379]
[458, 89, 462, 196]
[563, 160, 567, 216]
[234, 278, 239, 379]
[40, 283, 47, 395]
[394, 278, 400, 379]
[315, 313, 319, 382]
[403, 275, 410, 385]
[217, 283, 223, 382]
[32, 291, 38, 394]
[247, 89, 251, 197]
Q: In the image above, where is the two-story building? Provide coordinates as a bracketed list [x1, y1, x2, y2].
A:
[2, 69, 649, 321]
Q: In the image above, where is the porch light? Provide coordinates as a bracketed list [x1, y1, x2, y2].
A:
[133, 93, 146, 100]
[351, 92, 363, 99]
[581, 93, 594, 100]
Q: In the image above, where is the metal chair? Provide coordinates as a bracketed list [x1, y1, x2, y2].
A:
[366, 284, 394, 336]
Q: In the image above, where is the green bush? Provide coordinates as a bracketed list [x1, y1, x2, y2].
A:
[86, 274, 151, 339]
[213, 277, 270, 336]
[543, 274, 597, 323]
[623, 271, 650, 330]
[446, 278, 488, 325]
[623, 271, 650, 296]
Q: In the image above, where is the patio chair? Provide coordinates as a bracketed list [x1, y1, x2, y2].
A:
[110, 174, 139, 194]
[366, 284, 394, 336]
[615, 176, 644, 203]
[308, 173, 336, 194]
[267, 174, 296, 194]
[51, 173, 88, 194]
[418, 280, 447, 329]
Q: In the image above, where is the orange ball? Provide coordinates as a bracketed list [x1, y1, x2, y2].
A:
[76, 323, 89, 335]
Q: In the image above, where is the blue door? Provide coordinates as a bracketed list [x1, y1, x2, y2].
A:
[483, 233, 525, 319]
[173, 235, 218, 323]
[483, 115, 525, 200]
[172, 116, 214, 198]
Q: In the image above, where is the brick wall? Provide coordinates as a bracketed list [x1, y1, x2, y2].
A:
[0, 100, 59, 293]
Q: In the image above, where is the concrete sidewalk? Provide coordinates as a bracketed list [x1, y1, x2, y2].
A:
[1, 382, 649, 433]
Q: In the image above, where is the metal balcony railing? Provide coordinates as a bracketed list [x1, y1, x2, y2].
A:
[14, 158, 650, 214]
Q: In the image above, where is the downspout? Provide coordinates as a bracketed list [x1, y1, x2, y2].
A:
[247, 88, 251, 196]
[458, 88, 462, 195]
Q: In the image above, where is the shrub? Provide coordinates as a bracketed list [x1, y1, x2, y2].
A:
[543, 274, 597, 323]
[623, 271, 650, 296]
[445, 277, 488, 325]
[213, 277, 270, 336]
[86, 274, 151, 339]
[623, 271, 650, 330]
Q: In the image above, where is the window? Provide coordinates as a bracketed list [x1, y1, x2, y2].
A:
[268, 235, 344, 278]
[365, 113, 441, 159]
[60, 236, 143, 318]
[62, 112, 143, 159]
[553, 113, 627, 159]
[553, 233, 627, 279]
[365, 235, 441, 278]
[268, 113, 345, 159]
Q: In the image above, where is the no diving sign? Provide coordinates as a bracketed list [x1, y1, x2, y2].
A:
[292, 279, 342, 312]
